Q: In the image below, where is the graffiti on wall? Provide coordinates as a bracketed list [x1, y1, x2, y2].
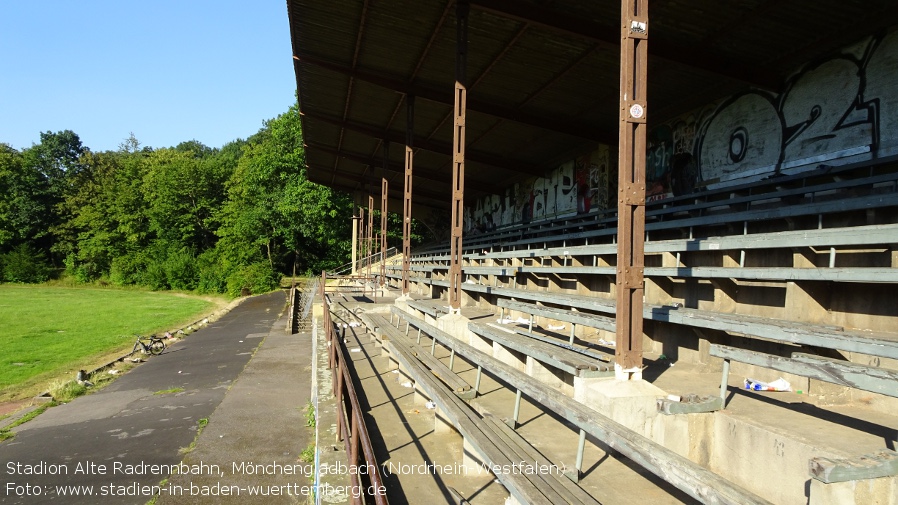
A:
[464, 31, 897, 223]
[464, 146, 612, 233]
[646, 31, 898, 200]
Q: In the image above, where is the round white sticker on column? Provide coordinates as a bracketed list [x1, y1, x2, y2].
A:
[629, 103, 644, 119]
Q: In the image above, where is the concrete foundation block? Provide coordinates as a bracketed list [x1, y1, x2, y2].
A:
[494, 342, 526, 372]
[574, 378, 666, 438]
[650, 410, 714, 466]
[434, 405, 457, 435]
[413, 385, 430, 406]
[809, 476, 898, 505]
[469, 332, 493, 354]
[710, 413, 845, 505]
[462, 437, 486, 475]
[526, 357, 571, 396]
[437, 312, 469, 342]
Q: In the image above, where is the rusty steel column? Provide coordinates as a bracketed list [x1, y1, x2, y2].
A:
[358, 207, 365, 272]
[615, 0, 649, 379]
[351, 211, 359, 275]
[367, 195, 374, 283]
[380, 177, 388, 287]
[448, 0, 469, 315]
[402, 95, 415, 296]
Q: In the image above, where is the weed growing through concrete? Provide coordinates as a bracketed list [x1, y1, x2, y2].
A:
[178, 417, 209, 455]
[154, 387, 185, 395]
[305, 401, 316, 427]
[299, 443, 315, 463]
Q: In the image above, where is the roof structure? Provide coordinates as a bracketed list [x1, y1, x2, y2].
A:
[286, 0, 898, 211]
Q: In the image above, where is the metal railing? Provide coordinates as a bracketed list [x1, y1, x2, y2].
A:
[287, 277, 320, 334]
[319, 271, 388, 505]
[330, 246, 398, 276]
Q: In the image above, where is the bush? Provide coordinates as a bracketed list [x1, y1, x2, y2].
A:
[64, 254, 96, 283]
[196, 249, 230, 294]
[109, 253, 147, 286]
[1, 244, 51, 283]
[164, 248, 197, 291]
[142, 258, 169, 290]
[226, 261, 279, 297]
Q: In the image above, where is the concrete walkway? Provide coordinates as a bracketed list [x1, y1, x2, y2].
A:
[0, 291, 312, 505]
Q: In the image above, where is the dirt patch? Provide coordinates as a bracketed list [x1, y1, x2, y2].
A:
[0, 399, 33, 418]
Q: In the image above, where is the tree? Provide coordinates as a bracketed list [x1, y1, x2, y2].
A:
[215, 106, 352, 276]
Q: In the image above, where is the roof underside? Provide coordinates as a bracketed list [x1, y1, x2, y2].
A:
[287, 0, 898, 211]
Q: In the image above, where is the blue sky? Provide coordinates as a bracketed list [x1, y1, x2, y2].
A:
[1, 1, 296, 152]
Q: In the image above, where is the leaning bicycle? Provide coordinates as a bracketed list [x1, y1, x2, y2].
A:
[132, 334, 166, 356]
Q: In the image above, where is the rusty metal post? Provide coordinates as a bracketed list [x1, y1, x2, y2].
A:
[448, 0, 469, 315]
[351, 212, 359, 275]
[615, 0, 648, 379]
[381, 177, 388, 287]
[357, 207, 365, 275]
[367, 195, 374, 285]
[402, 95, 415, 297]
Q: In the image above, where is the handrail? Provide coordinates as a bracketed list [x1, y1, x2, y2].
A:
[319, 271, 389, 505]
[330, 247, 399, 276]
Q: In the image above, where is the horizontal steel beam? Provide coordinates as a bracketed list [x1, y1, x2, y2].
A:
[468, 0, 781, 90]
[295, 52, 613, 143]
[305, 141, 505, 194]
[302, 109, 547, 176]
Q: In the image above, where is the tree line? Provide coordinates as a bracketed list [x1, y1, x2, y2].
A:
[0, 105, 413, 295]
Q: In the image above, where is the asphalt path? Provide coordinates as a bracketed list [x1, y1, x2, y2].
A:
[1, 291, 286, 505]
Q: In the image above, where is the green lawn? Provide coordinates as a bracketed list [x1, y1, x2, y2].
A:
[0, 285, 225, 401]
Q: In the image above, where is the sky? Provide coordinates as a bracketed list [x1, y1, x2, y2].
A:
[1, 1, 297, 152]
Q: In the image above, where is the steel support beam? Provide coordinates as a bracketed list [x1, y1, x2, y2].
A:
[449, 0, 469, 314]
[615, 0, 648, 377]
[402, 96, 415, 296]
[381, 176, 388, 287]
[301, 109, 543, 176]
[367, 195, 374, 282]
[359, 207, 365, 270]
[294, 53, 608, 142]
[351, 212, 359, 274]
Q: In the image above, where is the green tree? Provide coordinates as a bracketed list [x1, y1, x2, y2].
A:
[216, 106, 352, 279]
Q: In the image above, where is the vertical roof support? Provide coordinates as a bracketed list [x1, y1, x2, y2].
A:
[402, 96, 415, 297]
[367, 195, 374, 282]
[359, 207, 366, 268]
[380, 143, 389, 287]
[351, 211, 359, 274]
[381, 176, 388, 286]
[449, 0, 469, 314]
[615, 0, 648, 379]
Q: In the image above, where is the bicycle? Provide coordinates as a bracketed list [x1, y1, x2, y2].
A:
[132, 334, 166, 356]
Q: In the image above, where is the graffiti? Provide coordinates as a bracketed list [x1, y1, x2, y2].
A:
[463, 32, 898, 226]
[647, 31, 897, 198]
[697, 92, 783, 183]
[463, 146, 612, 232]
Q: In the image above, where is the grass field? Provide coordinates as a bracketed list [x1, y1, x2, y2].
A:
[0, 285, 228, 402]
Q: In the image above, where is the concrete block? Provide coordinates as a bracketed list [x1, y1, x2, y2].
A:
[494, 342, 526, 372]
[525, 357, 571, 396]
[809, 476, 898, 505]
[574, 378, 666, 438]
[434, 405, 457, 435]
[469, 332, 494, 354]
[437, 312, 469, 342]
[710, 413, 844, 505]
[462, 437, 486, 475]
[650, 409, 714, 466]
